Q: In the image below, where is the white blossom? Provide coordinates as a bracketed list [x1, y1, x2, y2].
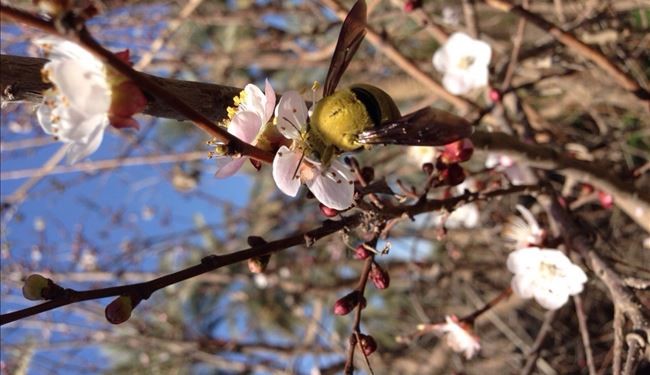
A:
[507, 247, 588, 310]
[35, 37, 145, 164]
[272, 91, 354, 210]
[36, 37, 111, 164]
[428, 315, 481, 359]
[433, 32, 492, 95]
[502, 205, 545, 248]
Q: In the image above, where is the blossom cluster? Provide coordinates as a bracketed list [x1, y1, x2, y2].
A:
[213, 84, 355, 210]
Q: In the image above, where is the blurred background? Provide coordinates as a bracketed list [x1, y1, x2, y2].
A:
[1, 0, 649, 373]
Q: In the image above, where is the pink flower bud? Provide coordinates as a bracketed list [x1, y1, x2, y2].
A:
[359, 334, 377, 356]
[319, 204, 339, 218]
[404, 0, 422, 12]
[334, 290, 363, 315]
[369, 264, 390, 290]
[440, 139, 474, 164]
[488, 88, 501, 103]
[105, 295, 134, 325]
[598, 191, 614, 209]
[354, 244, 372, 260]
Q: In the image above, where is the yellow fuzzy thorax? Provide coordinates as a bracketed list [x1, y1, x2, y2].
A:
[310, 89, 372, 151]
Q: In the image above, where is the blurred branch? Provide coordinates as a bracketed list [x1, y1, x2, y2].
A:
[321, 0, 480, 114]
[1, 151, 205, 180]
[482, 0, 650, 103]
[547, 195, 650, 374]
[471, 131, 650, 232]
[134, 0, 204, 70]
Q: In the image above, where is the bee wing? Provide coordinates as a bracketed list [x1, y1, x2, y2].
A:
[323, 0, 367, 97]
[356, 107, 474, 146]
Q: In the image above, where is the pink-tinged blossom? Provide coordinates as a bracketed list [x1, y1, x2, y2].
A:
[272, 91, 354, 210]
[433, 32, 491, 95]
[215, 80, 277, 177]
[35, 37, 145, 164]
[485, 153, 536, 185]
[426, 315, 481, 359]
[507, 247, 588, 310]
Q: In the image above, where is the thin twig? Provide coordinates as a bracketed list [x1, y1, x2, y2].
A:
[521, 310, 557, 375]
[574, 294, 597, 375]
[482, 0, 650, 102]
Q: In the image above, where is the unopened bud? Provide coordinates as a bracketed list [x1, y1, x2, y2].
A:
[23, 274, 50, 301]
[354, 244, 372, 260]
[248, 255, 271, 274]
[440, 163, 466, 186]
[359, 334, 378, 356]
[598, 191, 613, 209]
[488, 88, 501, 103]
[319, 204, 339, 217]
[105, 295, 137, 324]
[334, 290, 364, 315]
[440, 139, 474, 164]
[404, 0, 422, 12]
[22, 274, 63, 301]
[369, 263, 390, 290]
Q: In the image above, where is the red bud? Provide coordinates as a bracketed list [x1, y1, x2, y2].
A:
[359, 334, 377, 356]
[105, 295, 134, 324]
[404, 0, 422, 12]
[488, 88, 501, 103]
[598, 191, 614, 209]
[440, 139, 474, 164]
[334, 290, 364, 315]
[354, 244, 372, 260]
[369, 263, 390, 290]
[319, 204, 339, 217]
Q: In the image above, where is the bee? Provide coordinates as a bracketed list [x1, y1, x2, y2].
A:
[309, 0, 473, 164]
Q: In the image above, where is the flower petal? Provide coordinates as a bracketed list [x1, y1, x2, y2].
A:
[506, 247, 539, 274]
[46, 57, 110, 115]
[272, 146, 301, 197]
[229, 111, 262, 143]
[305, 159, 354, 210]
[215, 157, 247, 178]
[65, 114, 108, 164]
[275, 91, 308, 140]
[263, 79, 276, 124]
[239, 83, 266, 120]
[533, 286, 569, 310]
[511, 274, 535, 299]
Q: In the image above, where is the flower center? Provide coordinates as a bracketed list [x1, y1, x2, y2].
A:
[457, 56, 476, 70]
[226, 90, 248, 120]
[538, 261, 562, 280]
[296, 158, 318, 182]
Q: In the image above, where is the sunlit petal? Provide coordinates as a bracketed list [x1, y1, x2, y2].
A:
[275, 91, 308, 140]
[272, 146, 301, 197]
